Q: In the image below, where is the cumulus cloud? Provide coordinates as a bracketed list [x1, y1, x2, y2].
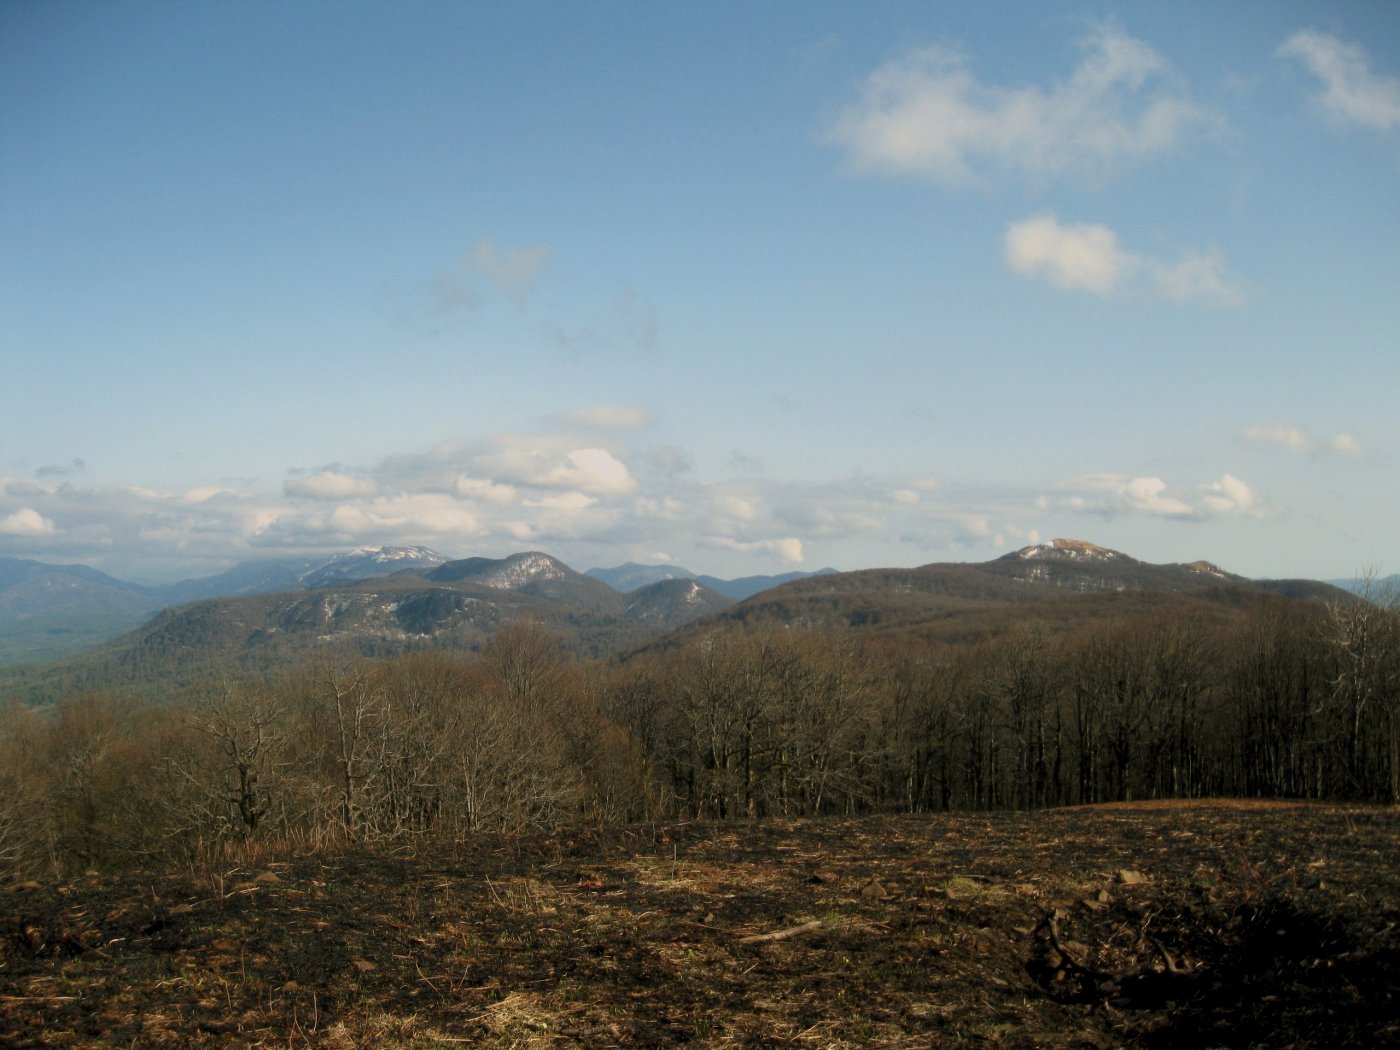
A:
[0, 422, 1278, 585]
[1199, 474, 1257, 517]
[454, 475, 517, 504]
[1005, 215, 1134, 294]
[1242, 423, 1365, 458]
[1280, 30, 1400, 130]
[828, 25, 1205, 183]
[1058, 473, 1261, 520]
[324, 494, 483, 537]
[483, 447, 636, 496]
[1005, 214, 1244, 306]
[704, 536, 805, 564]
[1, 507, 57, 536]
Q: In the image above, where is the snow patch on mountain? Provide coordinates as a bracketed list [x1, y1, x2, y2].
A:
[477, 552, 568, 591]
[1011, 538, 1121, 562]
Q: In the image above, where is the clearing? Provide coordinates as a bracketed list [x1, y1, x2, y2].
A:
[3, 800, 1397, 1047]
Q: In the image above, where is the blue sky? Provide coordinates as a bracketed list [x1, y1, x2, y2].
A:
[2, 1, 1397, 583]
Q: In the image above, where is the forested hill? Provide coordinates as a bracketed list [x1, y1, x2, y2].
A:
[0, 553, 733, 705]
[660, 538, 1353, 648]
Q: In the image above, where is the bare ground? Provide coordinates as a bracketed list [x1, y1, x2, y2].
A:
[3, 800, 1397, 1048]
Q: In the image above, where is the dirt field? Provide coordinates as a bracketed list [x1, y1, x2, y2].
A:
[3, 800, 1397, 1048]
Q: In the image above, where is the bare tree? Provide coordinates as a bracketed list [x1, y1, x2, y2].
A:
[165, 679, 289, 844]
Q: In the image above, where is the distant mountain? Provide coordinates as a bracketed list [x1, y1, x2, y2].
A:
[586, 562, 695, 592]
[695, 568, 840, 601]
[586, 562, 839, 599]
[0, 557, 164, 663]
[156, 547, 450, 604]
[655, 538, 1356, 650]
[0, 551, 726, 704]
[623, 578, 734, 629]
[0, 547, 450, 665]
[1326, 573, 1399, 598]
[0, 539, 1368, 682]
[299, 546, 447, 588]
[154, 557, 326, 605]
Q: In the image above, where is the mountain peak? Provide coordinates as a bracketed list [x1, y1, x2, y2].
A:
[299, 546, 447, 588]
[1007, 538, 1123, 562]
[337, 545, 444, 564]
[428, 551, 572, 591]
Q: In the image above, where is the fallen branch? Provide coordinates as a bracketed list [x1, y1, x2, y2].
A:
[739, 919, 822, 945]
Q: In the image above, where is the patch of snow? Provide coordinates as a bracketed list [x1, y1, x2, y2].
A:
[481, 552, 566, 590]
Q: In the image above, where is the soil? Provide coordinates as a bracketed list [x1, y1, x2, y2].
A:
[2, 800, 1397, 1048]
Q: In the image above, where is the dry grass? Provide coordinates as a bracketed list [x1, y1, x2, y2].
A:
[3, 801, 1398, 1047]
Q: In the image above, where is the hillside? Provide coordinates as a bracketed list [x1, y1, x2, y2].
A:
[0, 548, 835, 667]
[0, 539, 1359, 705]
[0, 553, 722, 704]
[659, 538, 1355, 650]
[0, 558, 164, 664]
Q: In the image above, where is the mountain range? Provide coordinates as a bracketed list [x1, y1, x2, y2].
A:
[648, 537, 1359, 652]
[0, 538, 1362, 707]
[0, 547, 824, 666]
[584, 562, 839, 599]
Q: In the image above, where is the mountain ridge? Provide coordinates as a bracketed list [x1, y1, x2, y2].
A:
[0, 540, 1370, 671]
[0, 538, 1357, 704]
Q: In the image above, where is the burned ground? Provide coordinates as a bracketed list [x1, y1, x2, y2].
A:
[2, 801, 1396, 1048]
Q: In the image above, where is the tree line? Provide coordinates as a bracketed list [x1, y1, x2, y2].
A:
[1, 587, 1396, 877]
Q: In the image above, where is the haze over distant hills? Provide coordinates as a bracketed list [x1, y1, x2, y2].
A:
[0, 548, 850, 665]
[586, 562, 840, 600]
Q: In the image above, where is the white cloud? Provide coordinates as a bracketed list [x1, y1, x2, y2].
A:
[557, 405, 651, 429]
[1280, 30, 1400, 130]
[524, 491, 597, 513]
[454, 475, 517, 504]
[0, 507, 57, 537]
[1243, 423, 1365, 459]
[326, 494, 483, 537]
[1059, 473, 1260, 520]
[423, 440, 636, 497]
[1243, 423, 1315, 453]
[713, 491, 760, 522]
[1330, 433, 1364, 458]
[1005, 214, 1244, 306]
[546, 448, 635, 495]
[1153, 250, 1245, 308]
[285, 470, 377, 501]
[1199, 474, 1256, 517]
[705, 536, 805, 564]
[829, 25, 1205, 183]
[1005, 215, 1134, 294]
[182, 486, 240, 503]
